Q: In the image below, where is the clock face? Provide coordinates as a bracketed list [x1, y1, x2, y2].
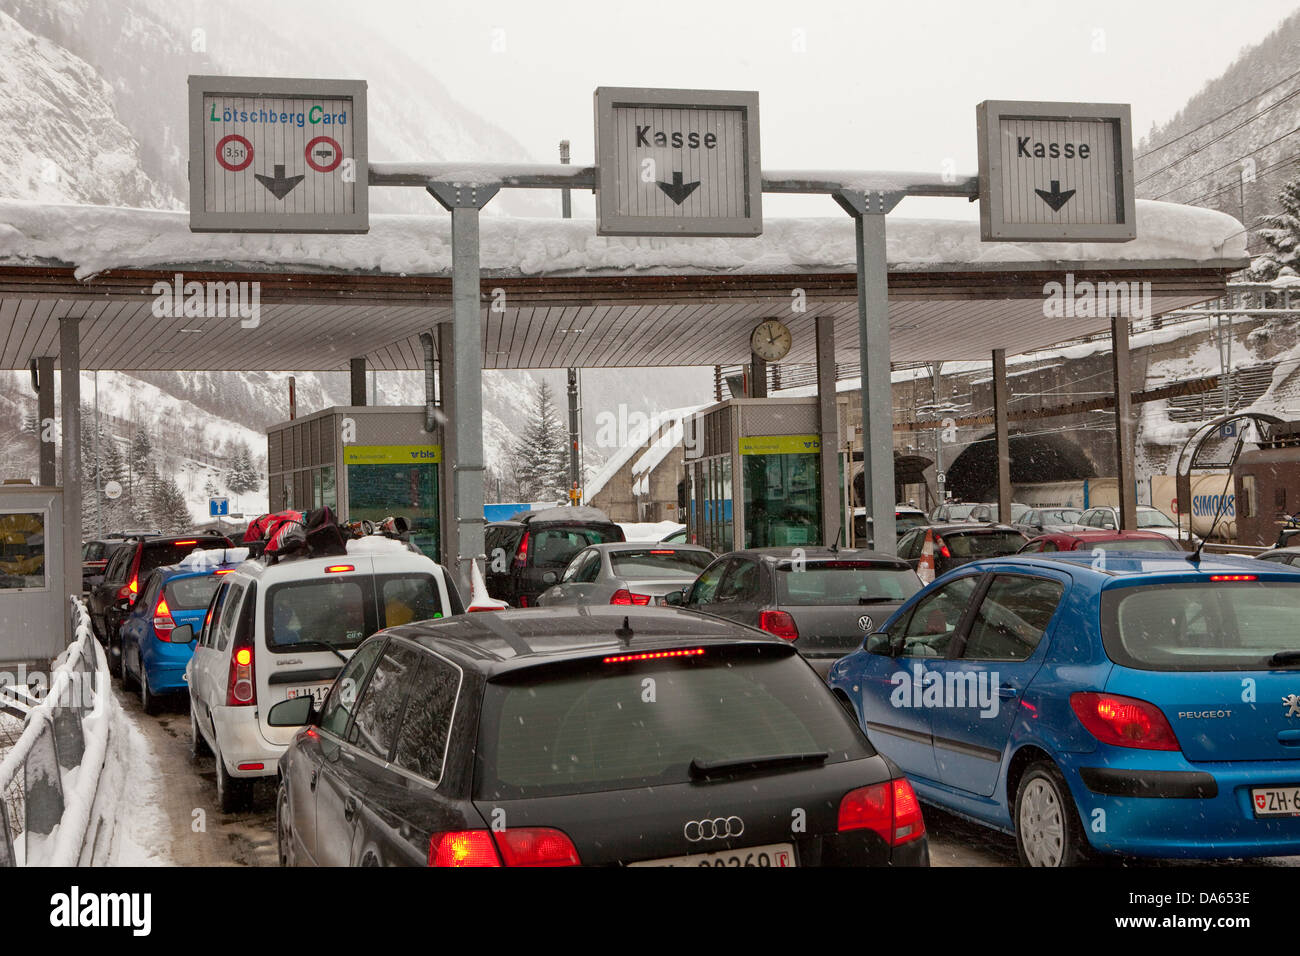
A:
[750, 320, 792, 362]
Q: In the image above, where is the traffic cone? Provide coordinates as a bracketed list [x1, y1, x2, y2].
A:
[917, 531, 936, 585]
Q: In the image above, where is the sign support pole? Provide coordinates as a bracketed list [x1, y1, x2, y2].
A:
[835, 189, 901, 553]
[993, 349, 1012, 523]
[1112, 315, 1138, 532]
[428, 183, 498, 599]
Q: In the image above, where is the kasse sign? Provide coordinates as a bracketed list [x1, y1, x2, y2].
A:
[594, 87, 762, 237]
[976, 100, 1135, 242]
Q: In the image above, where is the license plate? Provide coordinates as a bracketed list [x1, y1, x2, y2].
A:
[629, 843, 796, 867]
[285, 684, 331, 705]
[1251, 786, 1300, 817]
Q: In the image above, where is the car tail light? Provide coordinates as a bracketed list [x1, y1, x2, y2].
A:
[325, 565, 354, 573]
[429, 830, 501, 867]
[468, 604, 504, 612]
[759, 609, 799, 641]
[649, 549, 675, 555]
[513, 532, 529, 569]
[939, 540, 951, 559]
[603, 648, 705, 664]
[1070, 692, 1180, 751]
[1210, 574, 1256, 582]
[215, 569, 232, 575]
[152, 596, 176, 642]
[174, 540, 197, 546]
[518, 594, 530, 608]
[610, 588, 652, 606]
[237, 762, 264, 771]
[226, 638, 256, 707]
[838, 780, 926, 846]
[494, 828, 581, 866]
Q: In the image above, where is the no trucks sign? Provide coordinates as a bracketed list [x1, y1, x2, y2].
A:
[188, 75, 368, 233]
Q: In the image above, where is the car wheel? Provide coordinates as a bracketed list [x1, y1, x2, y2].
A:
[139, 666, 159, 716]
[1014, 761, 1091, 867]
[189, 703, 210, 760]
[276, 780, 296, 867]
[214, 741, 251, 814]
[119, 639, 137, 691]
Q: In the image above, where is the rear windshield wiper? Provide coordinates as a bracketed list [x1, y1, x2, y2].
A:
[690, 752, 828, 779]
[283, 639, 348, 662]
[1270, 650, 1300, 666]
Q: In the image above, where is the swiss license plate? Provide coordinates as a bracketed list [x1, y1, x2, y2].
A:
[1251, 786, 1300, 817]
[285, 684, 331, 705]
[630, 843, 796, 867]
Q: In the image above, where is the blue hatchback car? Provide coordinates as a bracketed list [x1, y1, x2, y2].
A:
[829, 551, 1300, 865]
[120, 555, 244, 715]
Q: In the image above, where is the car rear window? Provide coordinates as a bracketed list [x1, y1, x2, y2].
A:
[141, 539, 231, 575]
[378, 573, 444, 627]
[1086, 537, 1180, 553]
[266, 578, 374, 650]
[608, 549, 713, 577]
[1102, 581, 1300, 671]
[777, 562, 920, 606]
[529, 526, 622, 567]
[164, 574, 223, 610]
[475, 647, 872, 799]
[943, 531, 1025, 557]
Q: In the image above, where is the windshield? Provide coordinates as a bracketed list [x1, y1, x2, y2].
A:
[530, 525, 622, 568]
[1087, 537, 1180, 553]
[164, 574, 223, 610]
[608, 548, 713, 577]
[1137, 510, 1176, 529]
[777, 562, 921, 605]
[475, 648, 870, 799]
[1102, 581, 1300, 671]
[943, 531, 1026, 558]
[141, 539, 232, 575]
[896, 512, 930, 533]
[1042, 509, 1082, 524]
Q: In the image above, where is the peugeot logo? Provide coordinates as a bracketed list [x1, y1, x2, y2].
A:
[1284, 694, 1300, 718]
[857, 615, 874, 632]
[684, 816, 744, 842]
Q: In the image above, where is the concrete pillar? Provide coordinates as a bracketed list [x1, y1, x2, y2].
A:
[992, 349, 1012, 523]
[815, 316, 841, 547]
[36, 357, 55, 486]
[59, 318, 81, 641]
[435, 322, 458, 576]
[350, 357, 367, 407]
[748, 353, 768, 398]
[1112, 317, 1138, 531]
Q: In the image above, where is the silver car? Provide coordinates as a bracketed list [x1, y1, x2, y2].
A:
[536, 542, 716, 607]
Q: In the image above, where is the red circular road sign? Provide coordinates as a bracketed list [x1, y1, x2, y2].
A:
[215, 134, 253, 172]
[305, 136, 343, 173]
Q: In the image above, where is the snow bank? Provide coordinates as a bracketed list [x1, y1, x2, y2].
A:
[0, 197, 1247, 281]
[178, 546, 250, 569]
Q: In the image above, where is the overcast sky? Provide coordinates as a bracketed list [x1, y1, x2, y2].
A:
[366, 0, 1298, 219]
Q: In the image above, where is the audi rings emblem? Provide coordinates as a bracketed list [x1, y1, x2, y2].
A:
[684, 816, 744, 842]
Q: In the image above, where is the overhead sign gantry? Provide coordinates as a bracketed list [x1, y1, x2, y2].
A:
[188, 75, 369, 233]
[976, 99, 1135, 242]
[594, 87, 762, 237]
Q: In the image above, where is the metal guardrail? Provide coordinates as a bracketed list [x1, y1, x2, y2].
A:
[0, 598, 109, 866]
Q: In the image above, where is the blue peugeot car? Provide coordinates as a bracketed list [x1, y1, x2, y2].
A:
[120, 554, 244, 714]
[829, 551, 1300, 865]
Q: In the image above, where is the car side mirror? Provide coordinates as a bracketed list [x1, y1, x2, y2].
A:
[865, 633, 895, 656]
[542, 571, 558, 586]
[663, 587, 686, 607]
[268, 696, 318, 728]
[170, 623, 194, 644]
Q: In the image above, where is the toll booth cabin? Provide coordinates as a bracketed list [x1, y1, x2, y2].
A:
[0, 484, 64, 669]
[267, 407, 443, 562]
[1234, 420, 1300, 547]
[682, 397, 849, 554]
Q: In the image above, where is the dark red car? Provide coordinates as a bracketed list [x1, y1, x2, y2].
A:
[1018, 529, 1182, 554]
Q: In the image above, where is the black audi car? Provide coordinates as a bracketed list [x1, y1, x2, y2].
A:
[271, 606, 929, 867]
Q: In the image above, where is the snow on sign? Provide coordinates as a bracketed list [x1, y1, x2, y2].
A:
[976, 100, 1135, 242]
[594, 87, 762, 237]
[188, 75, 368, 233]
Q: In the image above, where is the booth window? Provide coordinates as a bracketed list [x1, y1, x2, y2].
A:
[0, 511, 46, 590]
[743, 452, 822, 548]
[347, 461, 439, 561]
[1239, 475, 1255, 519]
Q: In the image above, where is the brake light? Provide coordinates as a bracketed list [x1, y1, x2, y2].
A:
[493, 828, 581, 866]
[939, 542, 951, 559]
[518, 594, 530, 608]
[152, 596, 176, 642]
[174, 540, 197, 546]
[325, 565, 354, 573]
[227, 631, 256, 707]
[759, 609, 799, 641]
[1210, 574, 1256, 581]
[649, 549, 675, 554]
[468, 605, 504, 612]
[215, 569, 232, 575]
[513, 532, 529, 569]
[603, 648, 704, 664]
[610, 588, 652, 605]
[838, 780, 926, 846]
[429, 831, 500, 867]
[237, 762, 264, 771]
[1070, 692, 1180, 751]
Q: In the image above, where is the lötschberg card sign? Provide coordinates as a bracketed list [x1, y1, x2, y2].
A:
[188, 75, 368, 233]
[976, 100, 1135, 242]
[594, 87, 762, 237]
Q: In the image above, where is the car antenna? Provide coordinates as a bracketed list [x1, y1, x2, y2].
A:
[615, 615, 634, 643]
[1187, 424, 1247, 564]
[830, 524, 842, 554]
